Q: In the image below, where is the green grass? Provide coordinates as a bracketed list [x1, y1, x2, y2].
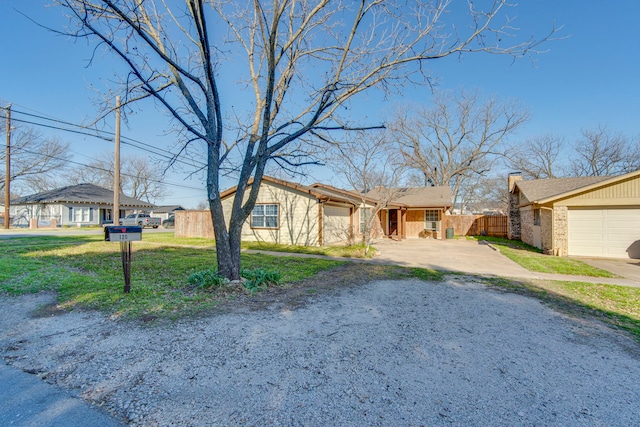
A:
[0, 236, 344, 320]
[2, 235, 638, 342]
[143, 233, 377, 258]
[241, 241, 378, 258]
[142, 232, 217, 247]
[473, 236, 616, 277]
[484, 276, 640, 339]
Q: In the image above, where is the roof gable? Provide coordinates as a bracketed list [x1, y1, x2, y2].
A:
[515, 169, 640, 205]
[367, 186, 453, 208]
[220, 176, 361, 205]
[220, 176, 453, 208]
[12, 183, 154, 208]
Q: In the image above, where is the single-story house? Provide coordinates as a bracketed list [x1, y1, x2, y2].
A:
[217, 176, 452, 246]
[9, 183, 154, 227]
[508, 170, 640, 259]
[150, 205, 185, 221]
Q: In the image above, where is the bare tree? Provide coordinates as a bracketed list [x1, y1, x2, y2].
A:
[570, 126, 640, 176]
[459, 175, 508, 214]
[0, 116, 70, 195]
[391, 89, 528, 208]
[56, 0, 556, 280]
[506, 133, 566, 179]
[65, 152, 166, 203]
[327, 130, 403, 253]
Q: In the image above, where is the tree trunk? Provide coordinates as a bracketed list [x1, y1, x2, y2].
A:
[208, 188, 242, 281]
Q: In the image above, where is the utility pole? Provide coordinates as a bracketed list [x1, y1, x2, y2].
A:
[113, 96, 121, 225]
[4, 104, 11, 229]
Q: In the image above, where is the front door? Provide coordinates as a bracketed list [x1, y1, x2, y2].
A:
[389, 209, 398, 235]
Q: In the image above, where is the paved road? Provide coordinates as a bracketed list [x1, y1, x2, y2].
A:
[0, 362, 123, 427]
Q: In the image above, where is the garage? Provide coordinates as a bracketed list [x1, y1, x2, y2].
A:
[323, 205, 351, 244]
[568, 208, 640, 258]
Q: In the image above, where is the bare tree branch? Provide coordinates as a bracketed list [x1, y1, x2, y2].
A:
[54, 0, 557, 279]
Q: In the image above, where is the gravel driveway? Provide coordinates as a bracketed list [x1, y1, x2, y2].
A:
[1, 276, 639, 426]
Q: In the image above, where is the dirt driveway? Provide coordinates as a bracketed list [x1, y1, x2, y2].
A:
[1, 277, 639, 426]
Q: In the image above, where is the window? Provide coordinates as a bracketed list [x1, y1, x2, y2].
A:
[251, 204, 279, 229]
[425, 210, 439, 231]
[71, 207, 93, 223]
[534, 209, 541, 226]
[359, 208, 371, 233]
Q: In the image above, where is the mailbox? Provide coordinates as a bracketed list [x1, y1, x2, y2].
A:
[105, 225, 142, 242]
[104, 225, 142, 293]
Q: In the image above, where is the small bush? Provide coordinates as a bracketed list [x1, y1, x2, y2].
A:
[241, 267, 282, 293]
[187, 269, 229, 289]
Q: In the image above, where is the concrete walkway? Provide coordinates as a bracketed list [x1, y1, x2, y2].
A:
[244, 238, 640, 288]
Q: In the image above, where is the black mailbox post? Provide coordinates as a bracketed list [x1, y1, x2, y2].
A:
[105, 226, 142, 293]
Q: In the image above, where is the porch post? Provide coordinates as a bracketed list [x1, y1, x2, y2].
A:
[317, 202, 323, 246]
[400, 209, 406, 239]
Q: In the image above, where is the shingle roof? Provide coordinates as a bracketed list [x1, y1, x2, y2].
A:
[12, 183, 154, 208]
[152, 205, 185, 213]
[515, 176, 610, 203]
[309, 183, 369, 205]
[366, 186, 453, 208]
[221, 176, 453, 208]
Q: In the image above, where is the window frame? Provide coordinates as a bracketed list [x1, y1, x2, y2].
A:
[424, 209, 440, 231]
[359, 207, 371, 233]
[533, 208, 541, 226]
[250, 203, 280, 229]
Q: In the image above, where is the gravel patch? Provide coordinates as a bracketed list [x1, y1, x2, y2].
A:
[1, 277, 639, 426]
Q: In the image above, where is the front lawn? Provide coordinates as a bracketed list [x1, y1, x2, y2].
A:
[0, 235, 424, 320]
[2, 234, 638, 341]
[241, 241, 377, 258]
[142, 232, 377, 258]
[473, 236, 616, 278]
[486, 277, 640, 340]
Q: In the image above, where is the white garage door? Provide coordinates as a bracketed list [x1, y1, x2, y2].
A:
[323, 205, 351, 244]
[568, 208, 640, 258]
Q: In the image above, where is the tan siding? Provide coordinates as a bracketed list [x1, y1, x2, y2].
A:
[221, 181, 320, 245]
[405, 210, 425, 237]
[556, 177, 640, 206]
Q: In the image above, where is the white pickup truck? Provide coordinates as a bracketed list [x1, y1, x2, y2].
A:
[118, 213, 161, 228]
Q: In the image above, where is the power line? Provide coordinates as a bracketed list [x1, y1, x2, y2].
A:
[10, 145, 205, 193]
[3, 109, 208, 169]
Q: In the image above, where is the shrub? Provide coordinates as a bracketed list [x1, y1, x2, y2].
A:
[187, 269, 229, 289]
[241, 267, 282, 293]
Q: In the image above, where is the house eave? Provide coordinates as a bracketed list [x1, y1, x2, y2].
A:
[533, 169, 640, 205]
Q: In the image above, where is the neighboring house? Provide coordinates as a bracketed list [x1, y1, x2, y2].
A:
[10, 183, 154, 227]
[508, 170, 640, 259]
[216, 176, 452, 246]
[150, 205, 185, 222]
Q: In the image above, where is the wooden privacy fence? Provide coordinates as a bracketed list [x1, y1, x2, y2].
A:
[175, 210, 215, 239]
[443, 215, 508, 238]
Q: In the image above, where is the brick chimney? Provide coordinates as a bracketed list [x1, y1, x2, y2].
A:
[507, 172, 522, 240]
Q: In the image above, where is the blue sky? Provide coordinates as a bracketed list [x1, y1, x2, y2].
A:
[1, 1, 639, 206]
